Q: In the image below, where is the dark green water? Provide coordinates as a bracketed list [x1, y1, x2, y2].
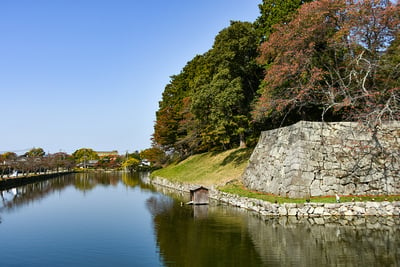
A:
[0, 172, 399, 266]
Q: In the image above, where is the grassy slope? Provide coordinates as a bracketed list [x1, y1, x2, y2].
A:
[151, 148, 252, 187]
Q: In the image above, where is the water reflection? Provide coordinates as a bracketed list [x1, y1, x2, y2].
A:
[1, 175, 75, 212]
[0, 172, 162, 267]
[0, 172, 399, 267]
[149, 183, 400, 267]
[146, 197, 263, 266]
[0, 172, 154, 214]
[247, 215, 400, 266]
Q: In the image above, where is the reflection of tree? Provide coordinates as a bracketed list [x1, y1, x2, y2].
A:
[121, 172, 158, 193]
[121, 172, 139, 188]
[74, 173, 97, 191]
[0, 175, 75, 212]
[0, 172, 156, 221]
[1, 172, 135, 212]
[147, 199, 263, 267]
[73, 172, 122, 191]
[145, 195, 174, 216]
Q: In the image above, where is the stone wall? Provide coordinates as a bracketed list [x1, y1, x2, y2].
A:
[242, 121, 400, 198]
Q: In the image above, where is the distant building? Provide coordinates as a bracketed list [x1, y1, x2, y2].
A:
[95, 150, 119, 159]
[140, 159, 151, 166]
[77, 160, 98, 168]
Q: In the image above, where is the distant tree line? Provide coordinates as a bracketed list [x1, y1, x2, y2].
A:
[0, 147, 165, 177]
[0, 148, 75, 177]
[152, 0, 400, 161]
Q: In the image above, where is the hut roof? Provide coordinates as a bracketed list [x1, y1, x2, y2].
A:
[190, 186, 208, 192]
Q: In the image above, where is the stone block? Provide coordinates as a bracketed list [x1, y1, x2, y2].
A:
[385, 205, 394, 213]
[323, 176, 338, 187]
[297, 207, 309, 216]
[352, 206, 366, 214]
[310, 180, 323, 196]
[342, 183, 356, 195]
[307, 206, 314, 214]
[325, 203, 340, 209]
[344, 210, 355, 216]
[314, 207, 324, 215]
[366, 202, 380, 209]
[338, 206, 348, 214]
[278, 206, 287, 216]
[365, 208, 377, 216]
[285, 203, 297, 209]
[288, 208, 298, 216]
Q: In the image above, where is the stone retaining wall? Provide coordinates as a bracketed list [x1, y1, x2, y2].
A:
[242, 121, 400, 198]
[215, 191, 400, 217]
[150, 176, 400, 217]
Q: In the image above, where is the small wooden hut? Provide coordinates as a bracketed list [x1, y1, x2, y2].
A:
[189, 186, 209, 205]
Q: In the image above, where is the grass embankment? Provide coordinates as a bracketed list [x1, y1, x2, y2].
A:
[151, 148, 252, 187]
[152, 148, 400, 203]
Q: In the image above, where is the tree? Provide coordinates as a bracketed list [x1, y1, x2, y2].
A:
[95, 155, 122, 169]
[380, 32, 400, 100]
[191, 21, 262, 150]
[1, 152, 17, 161]
[72, 148, 99, 166]
[21, 148, 46, 174]
[254, 0, 400, 126]
[122, 158, 140, 173]
[255, 0, 313, 42]
[44, 152, 74, 172]
[0, 152, 17, 176]
[154, 20, 263, 155]
[192, 69, 246, 148]
[25, 147, 45, 157]
[140, 147, 166, 167]
[153, 55, 207, 156]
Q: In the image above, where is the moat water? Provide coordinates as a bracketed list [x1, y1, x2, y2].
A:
[0, 172, 399, 266]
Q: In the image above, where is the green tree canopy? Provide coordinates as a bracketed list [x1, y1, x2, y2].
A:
[153, 54, 207, 156]
[122, 157, 140, 173]
[154, 20, 264, 156]
[72, 148, 99, 163]
[25, 147, 45, 157]
[190, 21, 262, 150]
[1, 152, 17, 161]
[255, 0, 313, 42]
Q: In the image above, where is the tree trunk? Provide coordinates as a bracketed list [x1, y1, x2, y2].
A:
[239, 133, 247, 148]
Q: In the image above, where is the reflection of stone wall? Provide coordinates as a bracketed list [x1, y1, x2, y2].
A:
[242, 121, 400, 197]
[247, 215, 400, 266]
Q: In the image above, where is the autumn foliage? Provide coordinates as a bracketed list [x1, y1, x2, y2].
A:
[254, 0, 400, 127]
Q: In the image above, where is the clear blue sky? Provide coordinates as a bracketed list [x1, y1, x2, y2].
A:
[0, 0, 261, 155]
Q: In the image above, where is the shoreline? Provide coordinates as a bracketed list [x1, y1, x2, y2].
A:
[149, 176, 400, 217]
[0, 171, 75, 190]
